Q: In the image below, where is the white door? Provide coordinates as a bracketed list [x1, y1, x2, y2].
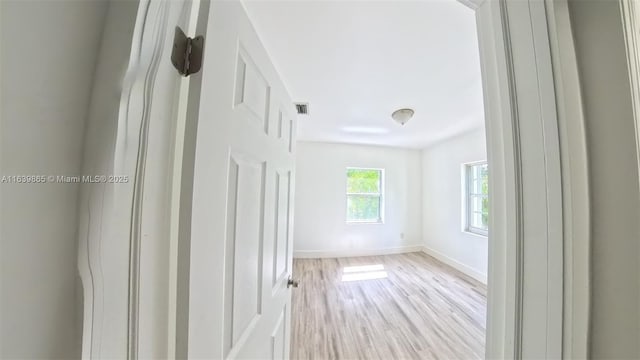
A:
[183, 1, 298, 358]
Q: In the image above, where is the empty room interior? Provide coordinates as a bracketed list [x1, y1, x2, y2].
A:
[244, 2, 489, 358]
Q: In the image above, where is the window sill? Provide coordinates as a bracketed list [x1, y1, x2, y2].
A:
[464, 230, 488, 238]
[346, 220, 384, 225]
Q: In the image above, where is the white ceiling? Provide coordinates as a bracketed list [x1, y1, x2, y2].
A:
[243, 0, 484, 149]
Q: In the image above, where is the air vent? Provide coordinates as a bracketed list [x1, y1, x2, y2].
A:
[294, 102, 309, 115]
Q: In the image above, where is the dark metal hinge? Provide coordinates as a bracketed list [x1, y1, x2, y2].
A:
[171, 26, 204, 77]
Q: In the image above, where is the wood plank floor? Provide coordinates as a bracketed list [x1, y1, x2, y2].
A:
[291, 252, 486, 360]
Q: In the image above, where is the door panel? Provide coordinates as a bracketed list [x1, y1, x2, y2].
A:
[225, 156, 266, 348]
[277, 110, 285, 139]
[234, 48, 271, 133]
[273, 170, 290, 287]
[271, 307, 287, 360]
[185, 1, 297, 358]
[288, 118, 296, 153]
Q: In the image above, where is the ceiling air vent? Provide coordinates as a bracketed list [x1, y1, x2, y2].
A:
[294, 102, 309, 115]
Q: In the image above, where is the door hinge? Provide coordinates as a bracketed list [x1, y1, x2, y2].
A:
[171, 26, 204, 77]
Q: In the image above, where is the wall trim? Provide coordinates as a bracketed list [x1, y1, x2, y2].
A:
[420, 246, 487, 284]
[293, 245, 424, 259]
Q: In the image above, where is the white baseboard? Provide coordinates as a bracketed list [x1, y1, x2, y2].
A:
[420, 246, 487, 284]
[293, 245, 424, 259]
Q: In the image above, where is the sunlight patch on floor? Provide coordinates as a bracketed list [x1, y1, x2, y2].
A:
[341, 264, 388, 281]
[342, 264, 385, 273]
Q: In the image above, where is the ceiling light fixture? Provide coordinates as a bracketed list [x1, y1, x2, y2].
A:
[391, 108, 414, 126]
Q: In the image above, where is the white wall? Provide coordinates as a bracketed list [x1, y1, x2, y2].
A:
[421, 127, 487, 282]
[569, 1, 640, 357]
[293, 142, 422, 257]
[0, 0, 108, 358]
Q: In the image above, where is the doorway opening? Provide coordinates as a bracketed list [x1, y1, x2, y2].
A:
[243, 1, 489, 358]
[59, 0, 577, 357]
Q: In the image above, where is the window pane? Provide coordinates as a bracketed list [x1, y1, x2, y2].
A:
[472, 212, 483, 228]
[482, 196, 489, 227]
[469, 195, 489, 229]
[480, 164, 488, 195]
[470, 195, 483, 213]
[466, 162, 489, 233]
[470, 211, 488, 230]
[347, 195, 380, 222]
[347, 169, 380, 194]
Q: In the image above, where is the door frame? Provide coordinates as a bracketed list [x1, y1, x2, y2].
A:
[463, 0, 590, 358]
[620, 0, 640, 192]
[107, 0, 593, 358]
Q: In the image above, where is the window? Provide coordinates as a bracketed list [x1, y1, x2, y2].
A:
[465, 162, 488, 236]
[346, 168, 383, 223]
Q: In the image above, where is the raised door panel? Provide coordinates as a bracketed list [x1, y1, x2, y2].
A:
[270, 306, 287, 360]
[288, 118, 296, 153]
[272, 171, 290, 288]
[277, 109, 284, 139]
[234, 47, 270, 134]
[223, 155, 266, 355]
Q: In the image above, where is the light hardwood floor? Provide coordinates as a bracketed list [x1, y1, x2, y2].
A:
[291, 252, 486, 360]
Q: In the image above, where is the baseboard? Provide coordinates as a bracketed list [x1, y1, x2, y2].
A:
[293, 245, 424, 259]
[420, 246, 487, 284]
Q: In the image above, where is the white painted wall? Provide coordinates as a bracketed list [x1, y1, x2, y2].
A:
[420, 127, 488, 282]
[293, 142, 422, 257]
[293, 134, 488, 283]
[0, 1, 108, 358]
[569, 1, 640, 357]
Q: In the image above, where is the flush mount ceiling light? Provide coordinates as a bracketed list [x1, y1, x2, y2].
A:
[391, 108, 414, 126]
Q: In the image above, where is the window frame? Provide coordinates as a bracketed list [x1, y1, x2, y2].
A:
[345, 167, 384, 224]
[464, 161, 488, 237]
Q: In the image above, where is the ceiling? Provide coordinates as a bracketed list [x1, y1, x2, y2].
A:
[243, 0, 484, 149]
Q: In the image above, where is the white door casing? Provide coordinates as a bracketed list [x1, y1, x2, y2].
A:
[179, 1, 297, 358]
[545, 1, 591, 357]
[78, 0, 199, 358]
[468, 0, 590, 358]
[621, 0, 640, 193]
